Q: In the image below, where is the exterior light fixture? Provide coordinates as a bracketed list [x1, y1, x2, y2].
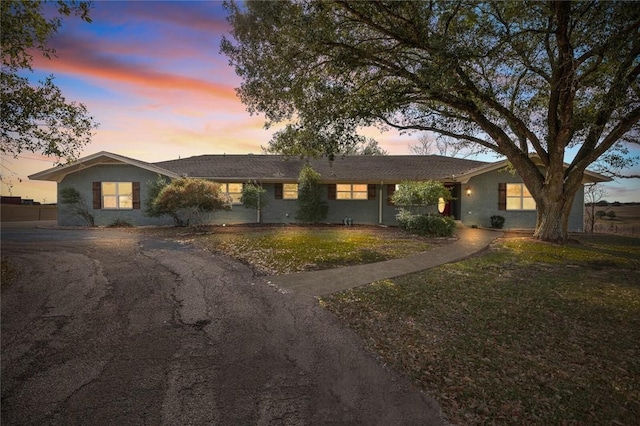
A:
[466, 187, 472, 196]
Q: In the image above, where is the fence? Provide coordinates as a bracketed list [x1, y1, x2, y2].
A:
[1, 205, 57, 222]
[593, 222, 640, 237]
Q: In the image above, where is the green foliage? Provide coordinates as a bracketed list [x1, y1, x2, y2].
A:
[152, 178, 231, 228]
[391, 181, 452, 213]
[490, 215, 505, 229]
[396, 211, 456, 237]
[295, 165, 328, 223]
[1, 0, 97, 163]
[59, 186, 94, 226]
[393, 181, 454, 236]
[144, 175, 185, 226]
[222, 1, 640, 241]
[240, 182, 268, 222]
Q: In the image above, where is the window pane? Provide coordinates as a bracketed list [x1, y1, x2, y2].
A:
[118, 182, 132, 195]
[118, 195, 133, 209]
[228, 183, 243, 193]
[336, 184, 351, 192]
[230, 194, 242, 203]
[103, 196, 117, 209]
[352, 192, 368, 200]
[523, 197, 536, 210]
[283, 184, 298, 199]
[506, 184, 522, 196]
[506, 198, 521, 210]
[283, 183, 298, 192]
[102, 182, 117, 195]
[352, 184, 367, 192]
[336, 192, 352, 200]
[522, 186, 532, 197]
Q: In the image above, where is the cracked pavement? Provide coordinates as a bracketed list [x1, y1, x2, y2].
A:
[1, 228, 444, 425]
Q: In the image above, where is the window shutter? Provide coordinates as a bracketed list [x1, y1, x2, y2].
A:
[274, 183, 283, 199]
[498, 183, 506, 210]
[132, 182, 141, 209]
[368, 184, 376, 200]
[92, 182, 101, 209]
[386, 184, 396, 205]
[327, 184, 337, 200]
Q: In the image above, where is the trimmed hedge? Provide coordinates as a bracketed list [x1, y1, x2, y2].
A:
[396, 210, 456, 237]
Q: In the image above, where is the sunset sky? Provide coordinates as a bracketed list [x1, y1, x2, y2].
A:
[2, 1, 638, 204]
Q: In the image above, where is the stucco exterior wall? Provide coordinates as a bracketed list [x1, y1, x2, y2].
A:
[459, 169, 584, 231]
[58, 165, 173, 226]
[56, 164, 584, 231]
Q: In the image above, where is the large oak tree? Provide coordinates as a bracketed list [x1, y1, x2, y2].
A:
[221, 0, 640, 241]
[1, 0, 98, 163]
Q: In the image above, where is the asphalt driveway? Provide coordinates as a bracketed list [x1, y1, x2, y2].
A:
[1, 227, 444, 425]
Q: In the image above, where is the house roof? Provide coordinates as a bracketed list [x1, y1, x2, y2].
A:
[154, 154, 490, 183]
[28, 151, 181, 182]
[30, 151, 611, 185]
[452, 156, 613, 184]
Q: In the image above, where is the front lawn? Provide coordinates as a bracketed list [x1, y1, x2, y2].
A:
[147, 225, 449, 274]
[321, 234, 640, 425]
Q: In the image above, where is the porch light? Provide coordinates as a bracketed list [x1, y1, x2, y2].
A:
[466, 187, 472, 196]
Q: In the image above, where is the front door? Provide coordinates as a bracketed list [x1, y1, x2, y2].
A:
[438, 185, 455, 217]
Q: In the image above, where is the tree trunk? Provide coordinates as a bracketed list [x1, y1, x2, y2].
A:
[532, 193, 575, 242]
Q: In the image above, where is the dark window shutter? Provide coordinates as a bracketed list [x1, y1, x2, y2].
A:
[327, 184, 337, 200]
[386, 184, 396, 205]
[498, 183, 506, 210]
[368, 184, 376, 200]
[274, 183, 283, 199]
[93, 182, 101, 209]
[132, 182, 141, 209]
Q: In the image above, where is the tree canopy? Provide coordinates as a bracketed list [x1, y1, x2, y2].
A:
[222, 0, 640, 241]
[1, 0, 98, 163]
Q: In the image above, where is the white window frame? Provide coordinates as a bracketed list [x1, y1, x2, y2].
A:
[283, 183, 298, 200]
[506, 183, 536, 210]
[102, 182, 133, 210]
[336, 183, 368, 200]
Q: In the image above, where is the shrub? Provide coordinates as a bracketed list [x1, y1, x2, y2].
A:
[595, 210, 607, 219]
[108, 218, 133, 228]
[295, 165, 328, 223]
[396, 211, 456, 237]
[241, 181, 268, 223]
[59, 187, 94, 226]
[391, 180, 452, 215]
[152, 178, 232, 228]
[606, 210, 617, 219]
[490, 215, 505, 229]
[144, 175, 185, 226]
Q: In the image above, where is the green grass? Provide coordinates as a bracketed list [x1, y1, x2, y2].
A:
[321, 234, 640, 425]
[151, 225, 441, 274]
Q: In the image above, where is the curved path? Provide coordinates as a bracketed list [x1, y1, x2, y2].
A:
[269, 226, 503, 296]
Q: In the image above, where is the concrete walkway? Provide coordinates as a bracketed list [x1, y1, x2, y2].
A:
[269, 226, 503, 296]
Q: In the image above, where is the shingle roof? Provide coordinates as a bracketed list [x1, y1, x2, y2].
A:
[153, 154, 490, 183]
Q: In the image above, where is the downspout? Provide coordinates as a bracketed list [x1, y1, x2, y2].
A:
[379, 181, 383, 224]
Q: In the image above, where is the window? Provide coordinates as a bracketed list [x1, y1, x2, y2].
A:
[283, 183, 298, 199]
[336, 184, 368, 200]
[102, 182, 133, 209]
[221, 183, 243, 204]
[506, 183, 536, 210]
